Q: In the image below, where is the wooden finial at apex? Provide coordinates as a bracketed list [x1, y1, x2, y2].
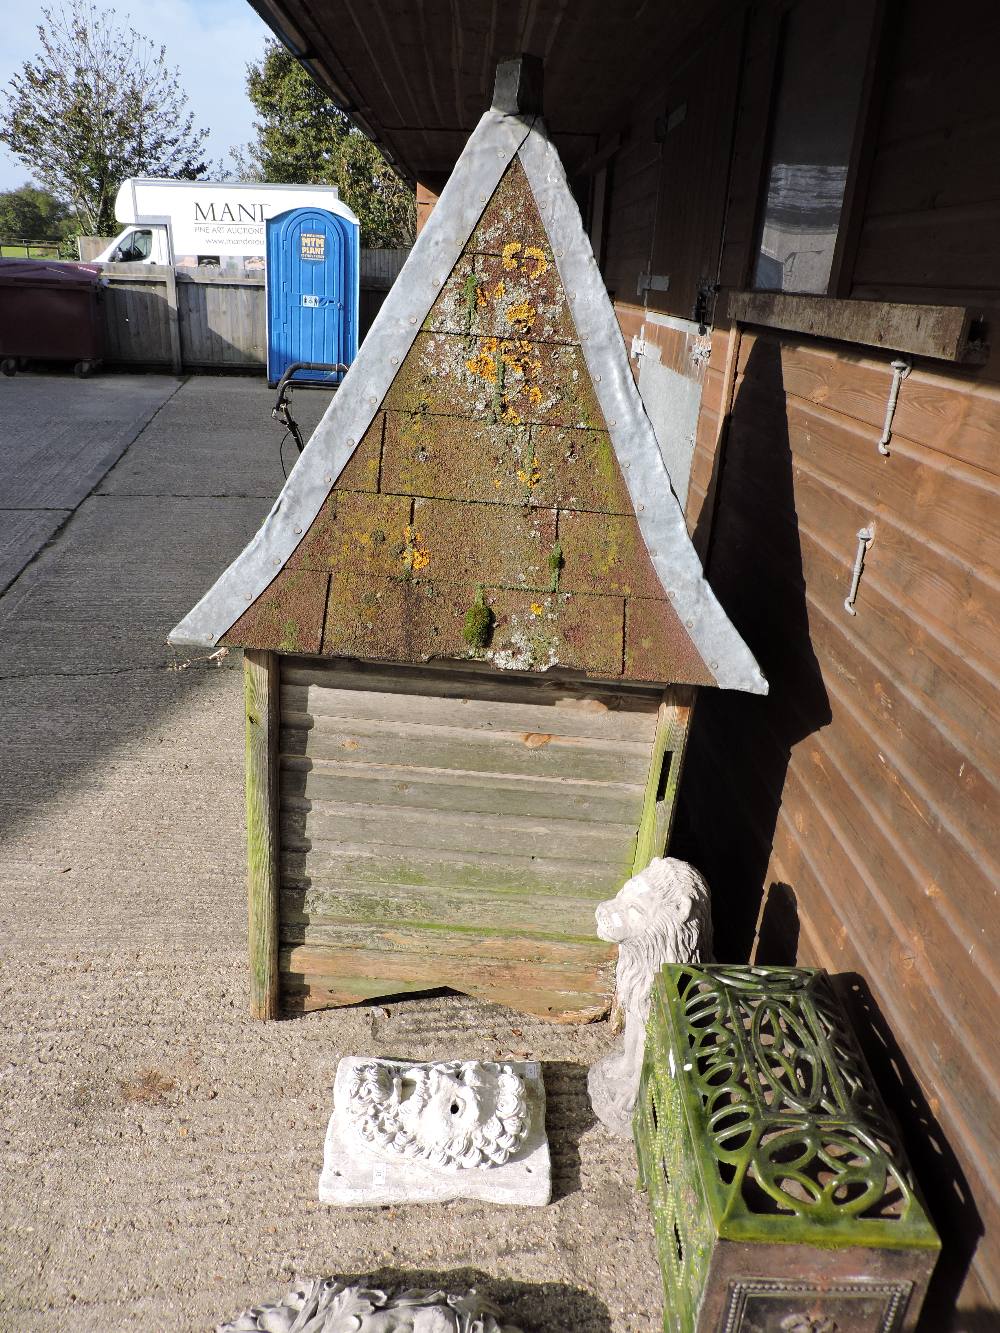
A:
[492, 54, 544, 116]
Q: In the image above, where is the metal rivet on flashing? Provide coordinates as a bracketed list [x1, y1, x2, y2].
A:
[273, 558, 280, 567]
[686, 619, 694, 628]
[595, 374, 601, 382]
[609, 420, 617, 427]
[667, 590, 675, 599]
[622, 460, 629, 468]
[346, 438, 355, 447]
[557, 249, 565, 258]
[324, 475, 332, 483]
[391, 356, 398, 365]
[410, 316, 417, 324]
[294, 526, 302, 534]
[245, 593, 253, 601]
[480, 195, 486, 202]
[637, 503, 645, 511]
[369, 396, 377, 405]
[711, 661, 719, 670]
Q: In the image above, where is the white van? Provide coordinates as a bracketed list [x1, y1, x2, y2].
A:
[95, 179, 359, 275]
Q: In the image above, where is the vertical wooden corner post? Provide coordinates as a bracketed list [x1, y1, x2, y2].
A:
[244, 649, 280, 1019]
[633, 686, 696, 873]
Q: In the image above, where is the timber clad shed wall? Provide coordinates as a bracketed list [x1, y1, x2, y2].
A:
[679, 325, 1000, 1315]
[277, 658, 666, 1018]
[636, 0, 1000, 1311]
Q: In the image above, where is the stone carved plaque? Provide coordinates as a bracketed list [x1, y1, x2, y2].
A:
[319, 1058, 550, 1206]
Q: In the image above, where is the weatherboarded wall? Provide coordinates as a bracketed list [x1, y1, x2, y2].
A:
[590, 0, 1000, 1317]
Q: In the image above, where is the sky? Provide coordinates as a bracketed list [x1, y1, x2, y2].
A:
[0, 0, 273, 193]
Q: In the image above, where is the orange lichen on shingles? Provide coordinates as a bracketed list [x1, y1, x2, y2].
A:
[402, 524, 430, 574]
[226, 154, 707, 684]
[286, 492, 410, 575]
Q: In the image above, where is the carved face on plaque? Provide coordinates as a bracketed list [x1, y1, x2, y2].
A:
[344, 1060, 529, 1170]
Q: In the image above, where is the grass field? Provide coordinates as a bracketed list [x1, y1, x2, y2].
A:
[0, 241, 64, 258]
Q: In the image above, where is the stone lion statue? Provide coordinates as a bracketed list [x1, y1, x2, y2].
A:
[217, 1276, 523, 1333]
[588, 857, 713, 1136]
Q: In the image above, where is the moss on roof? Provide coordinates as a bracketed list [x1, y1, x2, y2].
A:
[222, 161, 713, 685]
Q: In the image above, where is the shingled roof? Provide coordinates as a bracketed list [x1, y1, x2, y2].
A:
[169, 71, 766, 694]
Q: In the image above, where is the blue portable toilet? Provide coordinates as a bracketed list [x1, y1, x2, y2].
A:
[266, 204, 360, 386]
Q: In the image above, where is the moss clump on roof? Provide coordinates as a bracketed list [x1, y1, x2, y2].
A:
[462, 587, 495, 651]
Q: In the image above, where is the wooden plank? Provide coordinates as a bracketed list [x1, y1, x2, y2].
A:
[244, 649, 280, 1020]
[280, 800, 637, 867]
[280, 841, 624, 895]
[280, 756, 646, 825]
[281, 713, 653, 783]
[767, 774, 1000, 1166]
[863, 115, 1000, 221]
[724, 424, 998, 678]
[281, 942, 613, 1022]
[163, 265, 182, 374]
[728, 382, 1000, 572]
[284, 970, 610, 1022]
[795, 525, 999, 789]
[282, 657, 663, 710]
[281, 680, 659, 743]
[280, 881, 608, 937]
[736, 328, 1000, 477]
[727, 290, 980, 362]
[852, 202, 1000, 295]
[632, 690, 695, 872]
[827, 0, 890, 298]
[284, 922, 611, 961]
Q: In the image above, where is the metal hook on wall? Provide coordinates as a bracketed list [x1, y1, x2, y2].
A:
[878, 358, 912, 455]
[845, 525, 875, 616]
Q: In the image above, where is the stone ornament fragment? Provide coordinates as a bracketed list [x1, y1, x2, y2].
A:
[587, 857, 713, 1137]
[320, 1058, 550, 1206]
[217, 1275, 524, 1333]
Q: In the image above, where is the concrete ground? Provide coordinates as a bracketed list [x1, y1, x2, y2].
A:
[0, 371, 663, 1332]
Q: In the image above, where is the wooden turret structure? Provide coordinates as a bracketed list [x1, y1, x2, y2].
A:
[170, 57, 766, 1020]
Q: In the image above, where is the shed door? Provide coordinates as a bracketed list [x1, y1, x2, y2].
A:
[277, 658, 670, 1019]
[266, 207, 356, 383]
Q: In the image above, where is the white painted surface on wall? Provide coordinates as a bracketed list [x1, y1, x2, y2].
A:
[634, 311, 708, 510]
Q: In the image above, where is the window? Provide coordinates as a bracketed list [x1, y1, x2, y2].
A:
[117, 228, 152, 262]
[752, 0, 875, 295]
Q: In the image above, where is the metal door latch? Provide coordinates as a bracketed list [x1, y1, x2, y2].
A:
[878, 358, 911, 455]
[844, 525, 875, 616]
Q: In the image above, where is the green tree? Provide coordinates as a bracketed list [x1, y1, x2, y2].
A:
[237, 42, 414, 248]
[0, 185, 74, 241]
[0, 1, 211, 236]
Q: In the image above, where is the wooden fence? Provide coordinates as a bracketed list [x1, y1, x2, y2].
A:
[99, 249, 410, 373]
